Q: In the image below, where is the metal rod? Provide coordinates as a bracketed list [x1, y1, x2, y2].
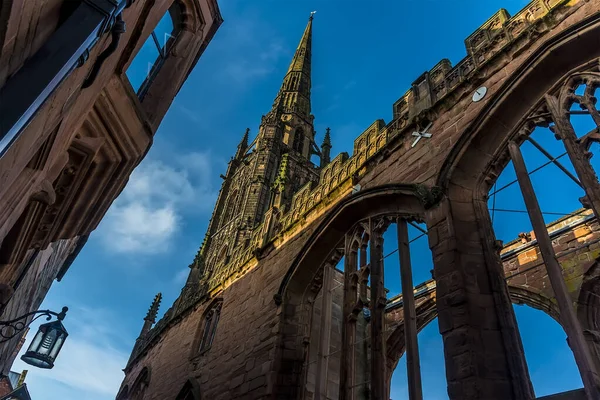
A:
[397, 219, 423, 400]
[489, 152, 569, 197]
[408, 221, 428, 235]
[490, 208, 574, 217]
[526, 136, 582, 187]
[508, 141, 600, 399]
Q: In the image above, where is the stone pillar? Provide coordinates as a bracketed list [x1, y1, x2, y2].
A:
[369, 218, 386, 400]
[427, 194, 534, 400]
[315, 263, 333, 400]
[340, 234, 359, 400]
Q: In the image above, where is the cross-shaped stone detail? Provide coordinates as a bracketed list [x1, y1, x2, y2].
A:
[411, 122, 433, 148]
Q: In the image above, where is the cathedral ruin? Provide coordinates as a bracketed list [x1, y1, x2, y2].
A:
[119, 1, 600, 399]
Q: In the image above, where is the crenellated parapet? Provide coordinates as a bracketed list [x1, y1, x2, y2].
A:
[392, 0, 573, 125]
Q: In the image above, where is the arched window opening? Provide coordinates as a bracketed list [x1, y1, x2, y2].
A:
[487, 125, 583, 243]
[222, 189, 238, 225]
[390, 318, 447, 400]
[126, 2, 182, 99]
[129, 367, 150, 400]
[217, 245, 229, 266]
[304, 254, 345, 399]
[293, 128, 305, 154]
[484, 66, 600, 397]
[175, 379, 201, 400]
[195, 299, 222, 355]
[514, 303, 582, 396]
[303, 215, 435, 400]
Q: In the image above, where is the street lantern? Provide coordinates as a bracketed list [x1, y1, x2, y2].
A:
[0, 306, 69, 370]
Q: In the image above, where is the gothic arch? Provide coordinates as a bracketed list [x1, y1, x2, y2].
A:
[276, 184, 427, 302]
[384, 285, 561, 378]
[274, 184, 428, 398]
[129, 366, 151, 400]
[432, 13, 600, 397]
[175, 378, 202, 400]
[437, 13, 600, 195]
[191, 297, 223, 357]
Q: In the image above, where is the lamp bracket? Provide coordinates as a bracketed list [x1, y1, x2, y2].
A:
[0, 307, 68, 343]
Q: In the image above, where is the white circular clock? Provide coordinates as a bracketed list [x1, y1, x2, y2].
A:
[472, 86, 488, 102]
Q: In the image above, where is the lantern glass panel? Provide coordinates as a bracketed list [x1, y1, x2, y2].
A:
[28, 329, 44, 351]
[49, 332, 66, 359]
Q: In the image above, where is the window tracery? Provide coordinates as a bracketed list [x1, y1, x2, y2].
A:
[195, 299, 222, 355]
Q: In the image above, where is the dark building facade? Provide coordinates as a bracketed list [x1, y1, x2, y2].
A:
[0, 0, 222, 374]
[120, 1, 600, 399]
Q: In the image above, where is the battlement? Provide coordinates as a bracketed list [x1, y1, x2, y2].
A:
[393, 0, 570, 120]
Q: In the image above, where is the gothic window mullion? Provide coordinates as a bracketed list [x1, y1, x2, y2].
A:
[545, 93, 600, 217]
[340, 231, 359, 399]
[368, 217, 387, 399]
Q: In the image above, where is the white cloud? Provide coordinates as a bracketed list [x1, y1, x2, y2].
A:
[12, 305, 130, 400]
[98, 152, 217, 254]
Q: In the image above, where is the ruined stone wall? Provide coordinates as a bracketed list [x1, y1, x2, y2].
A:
[120, 1, 600, 399]
[0, 0, 222, 378]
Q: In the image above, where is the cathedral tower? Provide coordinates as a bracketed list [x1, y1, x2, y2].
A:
[193, 14, 328, 288]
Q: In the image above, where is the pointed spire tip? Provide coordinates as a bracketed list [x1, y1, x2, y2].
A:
[310, 11, 316, 20]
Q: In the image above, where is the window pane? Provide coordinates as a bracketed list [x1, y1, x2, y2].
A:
[126, 37, 161, 93]
[154, 11, 175, 53]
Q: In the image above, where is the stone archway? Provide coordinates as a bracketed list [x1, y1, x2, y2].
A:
[274, 184, 429, 399]
[431, 11, 600, 399]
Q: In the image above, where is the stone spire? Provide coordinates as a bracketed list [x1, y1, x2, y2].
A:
[320, 127, 331, 167]
[140, 293, 162, 337]
[235, 128, 250, 159]
[271, 14, 313, 119]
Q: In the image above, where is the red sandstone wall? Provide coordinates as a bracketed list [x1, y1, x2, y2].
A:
[119, 2, 600, 399]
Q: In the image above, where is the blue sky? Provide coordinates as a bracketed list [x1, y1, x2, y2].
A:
[11, 0, 591, 398]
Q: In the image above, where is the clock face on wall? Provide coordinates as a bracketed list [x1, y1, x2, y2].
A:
[472, 86, 488, 102]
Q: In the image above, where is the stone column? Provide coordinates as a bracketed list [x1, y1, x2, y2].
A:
[315, 263, 333, 400]
[340, 234, 359, 400]
[427, 194, 534, 400]
[369, 218, 386, 400]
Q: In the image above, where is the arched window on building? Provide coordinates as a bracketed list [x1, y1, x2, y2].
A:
[193, 299, 222, 356]
[115, 385, 129, 400]
[222, 189, 238, 225]
[175, 379, 201, 400]
[126, 2, 182, 99]
[129, 367, 150, 400]
[293, 128, 305, 154]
